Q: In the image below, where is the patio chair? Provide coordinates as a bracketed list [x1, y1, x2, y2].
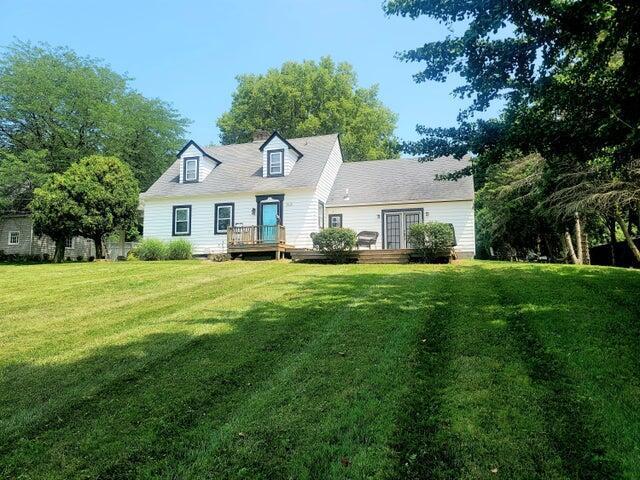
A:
[356, 231, 379, 249]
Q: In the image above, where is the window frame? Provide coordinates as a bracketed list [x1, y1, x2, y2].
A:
[65, 237, 74, 249]
[214, 202, 235, 235]
[318, 200, 325, 229]
[172, 205, 192, 236]
[183, 156, 199, 183]
[328, 214, 343, 228]
[267, 149, 284, 177]
[8, 231, 19, 245]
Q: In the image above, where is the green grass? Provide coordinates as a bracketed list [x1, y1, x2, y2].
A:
[0, 260, 638, 479]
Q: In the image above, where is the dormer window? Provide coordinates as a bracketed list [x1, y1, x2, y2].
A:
[183, 157, 199, 183]
[267, 150, 284, 177]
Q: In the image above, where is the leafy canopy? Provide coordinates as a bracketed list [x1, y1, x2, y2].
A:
[0, 40, 189, 208]
[64, 155, 139, 242]
[384, 0, 640, 169]
[217, 57, 399, 161]
[30, 155, 139, 260]
[385, 0, 640, 259]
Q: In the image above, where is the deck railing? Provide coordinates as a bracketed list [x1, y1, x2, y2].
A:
[227, 225, 286, 246]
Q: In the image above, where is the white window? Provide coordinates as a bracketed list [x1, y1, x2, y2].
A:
[173, 206, 191, 235]
[65, 238, 73, 249]
[8, 231, 19, 245]
[215, 203, 234, 234]
[268, 151, 283, 176]
[184, 157, 198, 182]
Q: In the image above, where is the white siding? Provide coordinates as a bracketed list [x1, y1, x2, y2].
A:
[178, 145, 217, 183]
[143, 189, 319, 254]
[261, 136, 297, 177]
[326, 200, 476, 256]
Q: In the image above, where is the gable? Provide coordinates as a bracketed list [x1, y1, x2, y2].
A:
[141, 134, 341, 199]
[176, 140, 221, 184]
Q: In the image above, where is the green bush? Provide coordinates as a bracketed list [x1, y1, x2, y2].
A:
[312, 228, 357, 263]
[167, 239, 192, 260]
[408, 222, 456, 263]
[135, 239, 167, 261]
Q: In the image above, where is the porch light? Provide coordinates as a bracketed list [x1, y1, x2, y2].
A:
[251, 207, 256, 216]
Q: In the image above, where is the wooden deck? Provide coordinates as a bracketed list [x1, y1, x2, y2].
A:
[227, 225, 290, 259]
[289, 248, 418, 264]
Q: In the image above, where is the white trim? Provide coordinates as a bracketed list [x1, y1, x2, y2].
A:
[174, 207, 190, 234]
[8, 231, 19, 245]
[326, 198, 474, 208]
[215, 204, 233, 233]
[268, 151, 283, 175]
[184, 158, 198, 182]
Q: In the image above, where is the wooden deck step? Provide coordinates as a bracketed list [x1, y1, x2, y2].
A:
[289, 248, 415, 264]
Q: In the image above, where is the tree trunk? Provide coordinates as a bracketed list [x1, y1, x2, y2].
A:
[608, 217, 617, 266]
[582, 232, 591, 265]
[574, 213, 583, 264]
[564, 229, 580, 264]
[93, 235, 103, 259]
[615, 211, 640, 264]
[53, 238, 66, 263]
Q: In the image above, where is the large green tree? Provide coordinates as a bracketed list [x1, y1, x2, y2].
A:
[30, 171, 83, 263]
[65, 155, 139, 259]
[30, 155, 139, 261]
[217, 57, 399, 161]
[384, 0, 640, 263]
[0, 40, 188, 214]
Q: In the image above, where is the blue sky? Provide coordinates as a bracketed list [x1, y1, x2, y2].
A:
[1, 0, 501, 147]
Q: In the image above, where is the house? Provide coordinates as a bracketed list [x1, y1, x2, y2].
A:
[0, 213, 136, 260]
[0, 213, 96, 259]
[140, 131, 475, 258]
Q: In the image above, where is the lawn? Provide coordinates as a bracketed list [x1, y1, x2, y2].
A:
[0, 260, 639, 479]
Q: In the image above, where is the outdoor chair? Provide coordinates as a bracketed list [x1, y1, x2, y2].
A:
[356, 231, 379, 249]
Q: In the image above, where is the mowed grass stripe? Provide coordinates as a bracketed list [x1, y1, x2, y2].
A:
[0, 261, 275, 325]
[0, 262, 283, 356]
[1, 266, 396, 478]
[489, 264, 632, 478]
[392, 265, 567, 479]
[170, 268, 437, 479]
[0, 264, 304, 440]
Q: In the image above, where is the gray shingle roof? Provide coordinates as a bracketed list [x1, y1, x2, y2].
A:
[141, 134, 339, 199]
[326, 156, 473, 206]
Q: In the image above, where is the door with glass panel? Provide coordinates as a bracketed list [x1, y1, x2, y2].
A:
[260, 202, 278, 243]
[383, 210, 423, 249]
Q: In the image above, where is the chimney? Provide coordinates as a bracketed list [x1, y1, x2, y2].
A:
[252, 130, 271, 142]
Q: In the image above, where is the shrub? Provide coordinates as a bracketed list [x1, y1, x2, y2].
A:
[76, 255, 84, 262]
[167, 239, 192, 260]
[312, 228, 357, 263]
[135, 239, 167, 261]
[408, 222, 456, 263]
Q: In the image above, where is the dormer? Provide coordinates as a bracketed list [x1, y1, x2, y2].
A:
[176, 140, 221, 184]
[258, 131, 303, 178]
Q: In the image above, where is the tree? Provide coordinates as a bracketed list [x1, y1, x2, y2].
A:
[0, 40, 188, 211]
[64, 155, 139, 259]
[30, 172, 83, 263]
[29, 155, 139, 261]
[0, 149, 49, 215]
[217, 57, 399, 161]
[384, 1, 640, 263]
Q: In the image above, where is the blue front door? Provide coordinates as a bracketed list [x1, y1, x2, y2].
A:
[261, 203, 278, 242]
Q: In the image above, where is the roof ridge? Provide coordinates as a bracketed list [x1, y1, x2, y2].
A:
[204, 132, 339, 150]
